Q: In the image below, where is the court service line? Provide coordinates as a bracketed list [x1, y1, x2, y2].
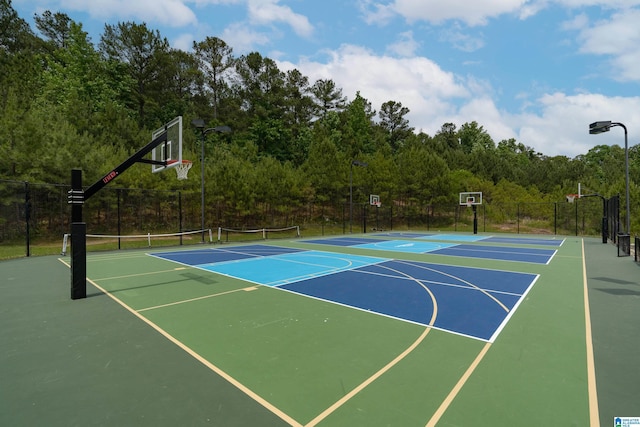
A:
[85, 276, 303, 427]
[304, 265, 438, 427]
[93, 267, 188, 281]
[582, 239, 600, 427]
[138, 286, 258, 312]
[425, 341, 492, 427]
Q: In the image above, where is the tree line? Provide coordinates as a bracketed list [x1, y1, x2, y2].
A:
[1, 1, 638, 233]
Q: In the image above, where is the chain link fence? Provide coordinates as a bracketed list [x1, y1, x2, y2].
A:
[0, 179, 617, 257]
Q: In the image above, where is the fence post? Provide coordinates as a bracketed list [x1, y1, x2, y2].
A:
[362, 204, 366, 233]
[24, 181, 30, 257]
[575, 199, 578, 236]
[117, 188, 121, 250]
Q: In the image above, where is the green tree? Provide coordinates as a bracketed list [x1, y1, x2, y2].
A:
[396, 144, 451, 204]
[0, 0, 41, 178]
[233, 52, 285, 121]
[193, 36, 234, 121]
[458, 121, 494, 154]
[378, 100, 413, 152]
[302, 137, 348, 203]
[283, 68, 315, 134]
[34, 10, 72, 49]
[38, 21, 123, 135]
[99, 22, 171, 128]
[340, 91, 376, 159]
[310, 78, 347, 119]
[0, 0, 33, 54]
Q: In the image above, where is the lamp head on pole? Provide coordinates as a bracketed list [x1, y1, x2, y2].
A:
[191, 118, 206, 129]
[589, 121, 612, 134]
[191, 119, 232, 135]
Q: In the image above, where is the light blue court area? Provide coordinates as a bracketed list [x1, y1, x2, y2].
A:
[199, 250, 387, 286]
[354, 240, 457, 253]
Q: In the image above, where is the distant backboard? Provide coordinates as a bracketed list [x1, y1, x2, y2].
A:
[459, 192, 483, 206]
[151, 116, 182, 173]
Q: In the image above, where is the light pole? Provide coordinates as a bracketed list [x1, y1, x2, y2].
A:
[349, 160, 368, 233]
[191, 119, 231, 243]
[589, 121, 630, 234]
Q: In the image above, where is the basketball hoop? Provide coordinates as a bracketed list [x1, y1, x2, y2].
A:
[566, 194, 579, 203]
[174, 160, 192, 180]
[375, 202, 381, 208]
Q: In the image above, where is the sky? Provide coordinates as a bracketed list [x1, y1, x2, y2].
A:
[12, 0, 640, 158]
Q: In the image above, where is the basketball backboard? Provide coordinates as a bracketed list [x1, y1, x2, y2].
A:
[459, 191, 483, 206]
[151, 116, 183, 173]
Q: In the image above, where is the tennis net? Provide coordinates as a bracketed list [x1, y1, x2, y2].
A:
[61, 229, 213, 255]
[217, 226, 300, 243]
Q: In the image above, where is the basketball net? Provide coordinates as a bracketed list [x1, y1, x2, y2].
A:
[175, 160, 192, 180]
[566, 194, 579, 203]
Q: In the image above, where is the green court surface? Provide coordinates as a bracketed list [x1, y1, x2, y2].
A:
[1, 234, 638, 426]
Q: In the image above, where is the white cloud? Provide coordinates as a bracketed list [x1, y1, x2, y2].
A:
[279, 44, 470, 133]
[172, 32, 195, 51]
[197, 0, 313, 54]
[220, 21, 271, 52]
[60, 0, 197, 27]
[439, 25, 485, 52]
[575, 9, 640, 81]
[551, 0, 640, 7]
[283, 43, 467, 99]
[359, 0, 397, 25]
[366, 0, 530, 26]
[247, 0, 314, 38]
[516, 92, 640, 157]
[386, 31, 420, 57]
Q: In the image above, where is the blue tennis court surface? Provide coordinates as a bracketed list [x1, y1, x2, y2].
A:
[150, 245, 539, 342]
[304, 237, 557, 264]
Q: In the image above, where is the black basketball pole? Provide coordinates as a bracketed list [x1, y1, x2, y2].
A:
[472, 205, 478, 234]
[68, 130, 168, 300]
[70, 169, 86, 299]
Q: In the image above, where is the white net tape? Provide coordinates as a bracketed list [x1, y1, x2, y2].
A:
[217, 226, 301, 242]
[175, 161, 192, 180]
[61, 229, 213, 255]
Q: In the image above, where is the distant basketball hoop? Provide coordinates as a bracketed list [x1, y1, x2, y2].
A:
[566, 194, 580, 203]
[174, 160, 192, 180]
[459, 191, 482, 235]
